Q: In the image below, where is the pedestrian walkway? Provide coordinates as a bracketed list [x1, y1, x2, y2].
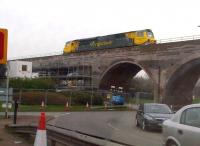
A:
[0, 114, 53, 146]
[0, 117, 34, 146]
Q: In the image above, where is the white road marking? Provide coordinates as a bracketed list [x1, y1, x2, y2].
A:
[107, 122, 120, 131]
[54, 112, 70, 118]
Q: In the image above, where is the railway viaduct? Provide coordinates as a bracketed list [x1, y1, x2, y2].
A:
[23, 39, 200, 106]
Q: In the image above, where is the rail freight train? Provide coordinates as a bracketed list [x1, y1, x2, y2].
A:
[63, 29, 156, 54]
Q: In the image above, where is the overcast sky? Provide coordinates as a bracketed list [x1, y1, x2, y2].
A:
[1, 0, 200, 59]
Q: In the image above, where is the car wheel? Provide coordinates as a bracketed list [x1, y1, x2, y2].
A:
[142, 121, 146, 131]
[136, 118, 139, 127]
[167, 140, 178, 146]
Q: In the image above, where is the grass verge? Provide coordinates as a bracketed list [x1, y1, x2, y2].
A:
[0, 104, 128, 112]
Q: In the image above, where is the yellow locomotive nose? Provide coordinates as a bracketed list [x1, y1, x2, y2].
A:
[63, 41, 79, 54]
[63, 45, 71, 53]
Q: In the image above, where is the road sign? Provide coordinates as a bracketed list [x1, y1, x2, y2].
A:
[107, 93, 111, 99]
[0, 28, 8, 64]
[0, 88, 13, 101]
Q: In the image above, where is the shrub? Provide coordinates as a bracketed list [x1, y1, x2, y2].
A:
[13, 90, 103, 105]
[10, 78, 56, 89]
[13, 91, 67, 105]
[63, 91, 103, 105]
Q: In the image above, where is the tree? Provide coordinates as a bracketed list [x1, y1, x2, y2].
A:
[130, 77, 153, 93]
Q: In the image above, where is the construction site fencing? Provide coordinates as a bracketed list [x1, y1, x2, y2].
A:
[0, 87, 155, 114]
[0, 88, 136, 112]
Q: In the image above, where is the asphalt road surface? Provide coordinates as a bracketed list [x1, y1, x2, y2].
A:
[47, 111, 163, 146]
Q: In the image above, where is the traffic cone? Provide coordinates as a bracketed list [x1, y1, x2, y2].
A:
[34, 112, 47, 146]
[65, 102, 69, 111]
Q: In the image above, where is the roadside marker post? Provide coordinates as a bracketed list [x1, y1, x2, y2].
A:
[40, 101, 45, 111]
[34, 112, 47, 146]
[65, 102, 69, 111]
[85, 102, 90, 110]
[128, 103, 132, 110]
[13, 99, 19, 124]
[104, 103, 107, 110]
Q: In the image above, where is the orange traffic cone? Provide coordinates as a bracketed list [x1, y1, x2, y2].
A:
[34, 112, 47, 146]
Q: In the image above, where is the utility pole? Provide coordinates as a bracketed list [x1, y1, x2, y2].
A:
[158, 66, 161, 103]
[5, 63, 9, 118]
[90, 63, 93, 107]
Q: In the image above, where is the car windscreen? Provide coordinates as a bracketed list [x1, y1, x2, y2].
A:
[144, 104, 172, 114]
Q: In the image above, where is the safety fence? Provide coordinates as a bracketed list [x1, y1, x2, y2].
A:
[0, 88, 152, 112]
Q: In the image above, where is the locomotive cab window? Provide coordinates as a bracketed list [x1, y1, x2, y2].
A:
[136, 31, 144, 37]
[147, 31, 154, 38]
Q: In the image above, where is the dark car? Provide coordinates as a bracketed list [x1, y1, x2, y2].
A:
[136, 103, 173, 131]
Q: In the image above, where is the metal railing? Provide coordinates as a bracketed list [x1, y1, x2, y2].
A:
[8, 51, 63, 61]
[157, 35, 200, 44]
[8, 124, 132, 146]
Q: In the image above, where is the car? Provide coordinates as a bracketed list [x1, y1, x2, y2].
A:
[162, 104, 200, 146]
[66, 72, 79, 77]
[136, 103, 173, 131]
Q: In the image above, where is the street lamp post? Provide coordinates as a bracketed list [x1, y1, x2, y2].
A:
[5, 63, 9, 118]
[90, 65, 93, 107]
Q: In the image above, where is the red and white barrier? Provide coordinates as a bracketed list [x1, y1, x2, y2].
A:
[34, 112, 47, 146]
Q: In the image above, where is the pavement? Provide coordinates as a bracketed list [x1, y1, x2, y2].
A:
[0, 114, 53, 146]
[48, 111, 163, 146]
[0, 116, 36, 146]
[0, 112, 66, 116]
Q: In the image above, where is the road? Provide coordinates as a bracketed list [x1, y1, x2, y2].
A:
[47, 111, 163, 146]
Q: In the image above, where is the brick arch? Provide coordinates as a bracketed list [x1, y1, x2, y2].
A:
[164, 57, 200, 106]
[98, 60, 154, 91]
[165, 53, 200, 86]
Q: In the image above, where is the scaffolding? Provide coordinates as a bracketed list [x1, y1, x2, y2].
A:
[33, 56, 94, 91]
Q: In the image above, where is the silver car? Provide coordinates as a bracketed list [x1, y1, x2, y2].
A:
[162, 104, 200, 146]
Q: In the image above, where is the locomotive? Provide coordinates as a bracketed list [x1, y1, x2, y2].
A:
[63, 29, 156, 54]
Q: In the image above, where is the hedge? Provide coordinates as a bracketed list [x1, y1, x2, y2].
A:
[13, 90, 103, 105]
